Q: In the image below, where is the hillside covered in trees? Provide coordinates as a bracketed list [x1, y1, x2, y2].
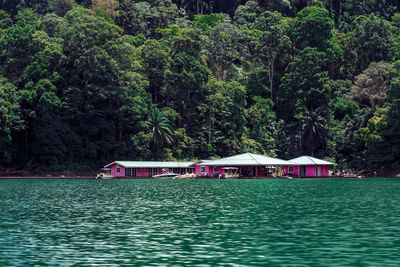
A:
[0, 0, 400, 173]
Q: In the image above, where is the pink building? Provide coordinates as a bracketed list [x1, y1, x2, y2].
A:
[104, 161, 197, 178]
[196, 153, 293, 178]
[103, 154, 335, 178]
[282, 156, 335, 177]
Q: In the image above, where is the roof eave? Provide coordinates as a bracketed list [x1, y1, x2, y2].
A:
[290, 163, 335, 166]
[198, 163, 295, 166]
[104, 161, 119, 168]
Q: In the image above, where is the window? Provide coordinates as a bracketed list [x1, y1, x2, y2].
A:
[213, 166, 219, 172]
[116, 167, 120, 173]
[181, 168, 186, 174]
[125, 168, 137, 177]
[149, 168, 157, 176]
[169, 168, 179, 174]
[200, 166, 205, 172]
[187, 168, 193, 174]
[288, 166, 294, 173]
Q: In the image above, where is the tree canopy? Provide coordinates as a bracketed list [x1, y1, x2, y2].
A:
[0, 1, 399, 173]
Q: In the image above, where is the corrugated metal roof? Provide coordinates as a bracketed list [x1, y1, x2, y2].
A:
[104, 161, 195, 168]
[288, 156, 335, 165]
[197, 153, 293, 166]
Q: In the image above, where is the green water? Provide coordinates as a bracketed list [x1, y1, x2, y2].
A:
[1, 178, 400, 266]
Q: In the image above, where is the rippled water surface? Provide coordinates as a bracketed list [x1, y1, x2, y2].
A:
[1, 178, 400, 266]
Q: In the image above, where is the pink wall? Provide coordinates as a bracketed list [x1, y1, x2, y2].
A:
[110, 163, 331, 178]
[111, 164, 125, 177]
[195, 165, 217, 176]
[137, 168, 148, 176]
[306, 166, 315, 176]
[283, 166, 299, 176]
[196, 165, 274, 177]
[110, 164, 195, 177]
[293, 166, 299, 176]
[283, 166, 288, 174]
[283, 165, 330, 177]
[305, 165, 331, 177]
[322, 165, 329, 176]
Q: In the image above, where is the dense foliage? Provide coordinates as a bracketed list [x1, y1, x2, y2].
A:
[0, 0, 399, 172]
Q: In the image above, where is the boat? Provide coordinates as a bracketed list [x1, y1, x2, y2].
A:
[95, 168, 113, 179]
[152, 172, 178, 179]
[221, 167, 240, 179]
[173, 173, 196, 179]
[278, 176, 293, 179]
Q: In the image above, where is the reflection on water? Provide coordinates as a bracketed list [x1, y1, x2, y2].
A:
[1, 178, 400, 266]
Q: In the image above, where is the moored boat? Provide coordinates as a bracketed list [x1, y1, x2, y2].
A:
[173, 173, 196, 179]
[221, 167, 240, 179]
[152, 172, 178, 179]
[95, 168, 113, 179]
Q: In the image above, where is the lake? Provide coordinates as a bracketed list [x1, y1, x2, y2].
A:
[1, 178, 400, 266]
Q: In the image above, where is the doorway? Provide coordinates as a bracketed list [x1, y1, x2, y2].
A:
[300, 166, 306, 177]
[315, 166, 321, 177]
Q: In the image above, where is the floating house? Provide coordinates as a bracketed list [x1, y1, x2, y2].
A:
[104, 161, 196, 178]
[103, 154, 335, 178]
[282, 156, 335, 177]
[196, 153, 293, 177]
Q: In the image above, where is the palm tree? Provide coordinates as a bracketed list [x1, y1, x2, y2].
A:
[301, 109, 327, 156]
[145, 108, 174, 159]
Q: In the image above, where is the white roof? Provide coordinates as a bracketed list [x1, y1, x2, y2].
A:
[197, 153, 293, 166]
[104, 161, 195, 168]
[288, 156, 335, 165]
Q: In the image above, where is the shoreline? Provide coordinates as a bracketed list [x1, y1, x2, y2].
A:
[0, 176, 93, 179]
[0, 176, 395, 179]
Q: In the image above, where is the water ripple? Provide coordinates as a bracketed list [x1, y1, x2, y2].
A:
[1, 178, 400, 266]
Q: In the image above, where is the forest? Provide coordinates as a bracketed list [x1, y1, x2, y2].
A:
[0, 0, 400, 173]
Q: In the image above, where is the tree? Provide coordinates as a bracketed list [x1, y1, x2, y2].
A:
[30, 79, 67, 168]
[245, 68, 270, 102]
[149, 0, 178, 36]
[141, 39, 170, 104]
[392, 13, 400, 29]
[0, 76, 22, 164]
[350, 15, 396, 75]
[345, 61, 392, 112]
[51, 6, 150, 166]
[116, 1, 152, 36]
[293, 6, 333, 50]
[300, 109, 328, 156]
[40, 13, 63, 37]
[50, 0, 75, 17]
[57, 6, 122, 56]
[192, 13, 225, 32]
[196, 79, 247, 157]
[246, 96, 277, 155]
[277, 47, 331, 122]
[159, 27, 209, 128]
[0, 10, 12, 29]
[91, 0, 117, 16]
[22, 38, 64, 85]
[259, 0, 292, 15]
[253, 11, 293, 100]
[331, 97, 360, 121]
[0, 20, 37, 82]
[233, 0, 262, 28]
[202, 17, 247, 80]
[16, 8, 41, 26]
[145, 108, 174, 159]
[362, 60, 400, 167]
